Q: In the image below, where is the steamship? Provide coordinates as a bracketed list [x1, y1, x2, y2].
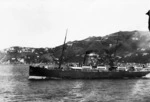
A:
[29, 52, 150, 79]
[29, 30, 150, 80]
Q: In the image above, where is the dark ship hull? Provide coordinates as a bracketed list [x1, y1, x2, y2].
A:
[29, 66, 150, 79]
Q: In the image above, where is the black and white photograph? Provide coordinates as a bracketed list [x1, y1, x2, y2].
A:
[0, 0, 150, 102]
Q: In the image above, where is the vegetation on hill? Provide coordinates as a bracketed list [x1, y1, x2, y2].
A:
[0, 30, 150, 64]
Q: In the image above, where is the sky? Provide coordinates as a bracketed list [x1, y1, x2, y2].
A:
[0, 0, 150, 50]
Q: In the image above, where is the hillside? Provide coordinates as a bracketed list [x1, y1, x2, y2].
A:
[1, 30, 150, 64]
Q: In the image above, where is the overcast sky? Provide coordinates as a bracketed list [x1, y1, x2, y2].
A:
[0, 0, 150, 50]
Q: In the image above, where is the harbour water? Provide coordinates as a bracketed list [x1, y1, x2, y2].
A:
[0, 65, 150, 102]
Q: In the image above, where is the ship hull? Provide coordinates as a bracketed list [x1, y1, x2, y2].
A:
[29, 66, 150, 79]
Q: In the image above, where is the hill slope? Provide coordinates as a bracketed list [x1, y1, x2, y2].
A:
[1, 30, 150, 64]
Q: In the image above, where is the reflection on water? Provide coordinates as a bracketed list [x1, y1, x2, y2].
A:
[0, 65, 150, 102]
[127, 79, 150, 102]
[61, 81, 84, 102]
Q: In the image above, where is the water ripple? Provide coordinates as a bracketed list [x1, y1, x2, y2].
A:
[1, 65, 150, 102]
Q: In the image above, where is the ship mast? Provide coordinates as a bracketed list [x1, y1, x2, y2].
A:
[59, 29, 68, 69]
[114, 32, 119, 58]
